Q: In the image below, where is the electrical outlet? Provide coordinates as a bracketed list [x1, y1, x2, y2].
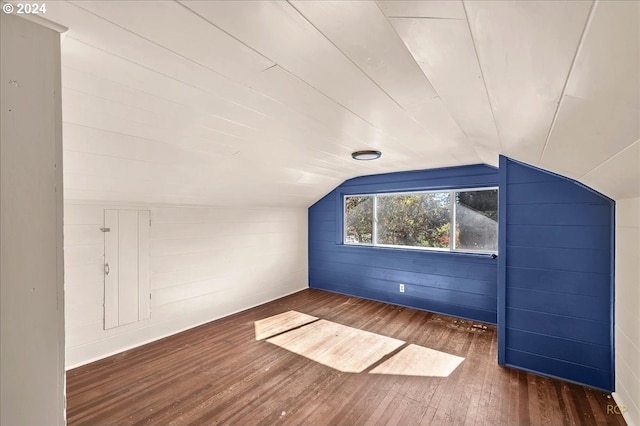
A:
[399, 284, 405, 293]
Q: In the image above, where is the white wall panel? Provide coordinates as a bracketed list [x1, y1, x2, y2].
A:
[64, 202, 308, 368]
[613, 197, 640, 426]
[65, 281, 104, 328]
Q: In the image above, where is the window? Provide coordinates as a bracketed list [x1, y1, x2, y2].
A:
[344, 188, 498, 254]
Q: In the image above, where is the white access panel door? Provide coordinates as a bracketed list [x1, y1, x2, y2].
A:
[104, 209, 150, 329]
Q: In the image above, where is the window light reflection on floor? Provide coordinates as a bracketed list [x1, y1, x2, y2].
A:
[254, 310, 318, 341]
[254, 311, 465, 377]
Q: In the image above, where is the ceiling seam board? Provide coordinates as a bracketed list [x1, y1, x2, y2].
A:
[375, 0, 482, 164]
[581, 139, 640, 179]
[538, 0, 597, 165]
[460, 0, 505, 154]
[171, 0, 276, 75]
[372, 0, 486, 165]
[285, 0, 461, 166]
[385, 11, 502, 158]
[537, 0, 639, 192]
[64, 1, 413, 178]
[63, 72, 362, 168]
[69, 0, 464, 174]
[62, 50, 388, 191]
[61, 72, 246, 159]
[178, 0, 414, 148]
[178, 0, 404, 130]
[178, 1, 465, 166]
[288, 0, 435, 113]
[68, 0, 275, 82]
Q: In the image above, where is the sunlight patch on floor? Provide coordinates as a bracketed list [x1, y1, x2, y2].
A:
[255, 312, 465, 377]
[254, 310, 318, 340]
[267, 319, 404, 373]
[370, 343, 465, 377]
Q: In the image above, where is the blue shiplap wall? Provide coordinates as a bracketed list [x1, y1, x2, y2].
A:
[308, 164, 499, 324]
[498, 156, 614, 391]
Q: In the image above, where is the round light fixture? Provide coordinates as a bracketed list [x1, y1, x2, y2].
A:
[351, 150, 382, 161]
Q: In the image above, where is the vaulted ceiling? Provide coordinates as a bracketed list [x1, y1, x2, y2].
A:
[35, 0, 639, 206]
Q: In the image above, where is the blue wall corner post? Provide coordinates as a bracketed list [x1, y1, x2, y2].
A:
[497, 155, 508, 365]
[609, 200, 616, 391]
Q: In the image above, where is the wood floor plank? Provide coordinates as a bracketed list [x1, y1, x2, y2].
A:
[66, 289, 626, 426]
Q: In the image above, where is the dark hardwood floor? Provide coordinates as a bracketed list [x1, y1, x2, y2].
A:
[66, 289, 626, 425]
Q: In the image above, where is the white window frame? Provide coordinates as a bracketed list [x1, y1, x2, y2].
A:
[343, 187, 498, 255]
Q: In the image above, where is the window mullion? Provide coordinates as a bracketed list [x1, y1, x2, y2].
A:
[450, 191, 456, 251]
[372, 195, 378, 246]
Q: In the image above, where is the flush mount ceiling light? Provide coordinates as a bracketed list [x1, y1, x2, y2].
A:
[351, 150, 382, 161]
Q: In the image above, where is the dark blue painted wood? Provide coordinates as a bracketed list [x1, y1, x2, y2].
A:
[507, 181, 609, 204]
[506, 267, 610, 298]
[499, 156, 614, 391]
[309, 261, 496, 296]
[497, 155, 508, 365]
[505, 349, 612, 391]
[507, 225, 610, 250]
[507, 287, 609, 322]
[308, 164, 500, 324]
[313, 284, 498, 324]
[310, 248, 497, 281]
[506, 328, 611, 370]
[505, 307, 610, 348]
[507, 204, 611, 226]
[506, 246, 610, 274]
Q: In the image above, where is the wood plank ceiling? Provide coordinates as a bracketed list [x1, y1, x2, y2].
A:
[30, 0, 639, 206]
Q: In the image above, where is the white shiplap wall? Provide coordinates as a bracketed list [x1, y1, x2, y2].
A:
[613, 197, 640, 426]
[64, 202, 308, 369]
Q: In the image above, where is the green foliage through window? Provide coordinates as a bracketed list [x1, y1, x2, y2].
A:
[344, 188, 498, 253]
[345, 196, 373, 244]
